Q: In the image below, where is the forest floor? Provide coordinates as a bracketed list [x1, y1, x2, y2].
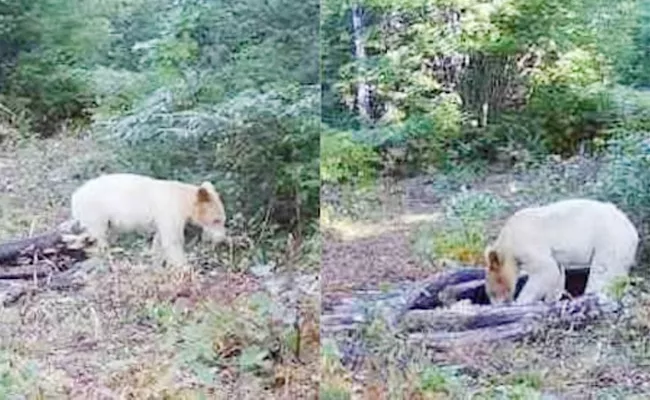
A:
[321, 161, 650, 399]
[0, 134, 319, 399]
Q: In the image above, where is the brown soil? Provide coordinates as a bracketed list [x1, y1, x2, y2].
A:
[322, 227, 431, 304]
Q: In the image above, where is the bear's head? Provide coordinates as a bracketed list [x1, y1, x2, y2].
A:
[484, 246, 518, 305]
[192, 181, 227, 243]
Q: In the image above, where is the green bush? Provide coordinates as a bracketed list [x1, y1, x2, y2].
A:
[405, 92, 464, 169]
[591, 131, 650, 225]
[526, 48, 616, 155]
[321, 129, 380, 185]
[100, 86, 319, 236]
[6, 62, 95, 135]
[427, 191, 509, 264]
[171, 293, 295, 386]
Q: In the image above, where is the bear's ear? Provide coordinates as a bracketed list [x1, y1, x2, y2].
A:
[486, 248, 501, 272]
[197, 187, 211, 203]
[200, 181, 215, 192]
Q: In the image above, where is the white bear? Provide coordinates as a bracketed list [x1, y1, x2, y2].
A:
[484, 198, 639, 305]
[71, 173, 227, 266]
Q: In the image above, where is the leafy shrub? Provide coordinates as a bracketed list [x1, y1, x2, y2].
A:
[590, 131, 650, 261]
[171, 293, 295, 386]
[6, 62, 95, 136]
[90, 67, 160, 117]
[430, 220, 488, 264]
[473, 383, 543, 400]
[592, 132, 650, 214]
[429, 191, 509, 264]
[607, 86, 650, 133]
[331, 93, 465, 175]
[405, 92, 464, 169]
[320, 339, 352, 400]
[321, 129, 380, 185]
[0, 350, 44, 398]
[443, 191, 510, 225]
[98, 86, 319, 236]
[416, 365, 465, 397]
[527, 48, 616, 155]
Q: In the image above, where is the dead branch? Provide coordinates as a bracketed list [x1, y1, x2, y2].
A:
[0, 220, 91, 267]
[0, 264, 55, 279]
[0, 221, 91, 303]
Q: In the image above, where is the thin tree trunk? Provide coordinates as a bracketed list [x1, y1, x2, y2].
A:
[351, 3, 371, 121]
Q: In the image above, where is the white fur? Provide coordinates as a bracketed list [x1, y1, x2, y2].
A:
[492, 198, 639, 304]
[71, 173, 226, 266]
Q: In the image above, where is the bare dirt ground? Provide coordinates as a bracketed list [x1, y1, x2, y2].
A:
[322, 227, 429, 302]
[321, 170, 650, 399]
[0, 136, 319, 399]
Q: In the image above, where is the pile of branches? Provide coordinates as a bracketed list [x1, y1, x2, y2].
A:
[0, 222, 92, 305]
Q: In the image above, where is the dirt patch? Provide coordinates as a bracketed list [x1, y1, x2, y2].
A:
[322, 226, 433, 304]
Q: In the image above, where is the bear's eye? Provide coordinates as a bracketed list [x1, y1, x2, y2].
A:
[213, 218, 222, 225]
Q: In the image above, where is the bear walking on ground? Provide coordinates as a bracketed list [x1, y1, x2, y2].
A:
[71, 173, 227, 267]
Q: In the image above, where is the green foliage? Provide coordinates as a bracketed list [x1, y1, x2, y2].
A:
[473, 383, 543, 400]
[171, 293, 294, 385]
[616, 0, 650, 86]
[321, 0, 649, 176]
[321, 129, 380, 184]
[405, 92, 464, 169]
[104, 86, 319, 234]
[320, 339, 352, 400]
[319, 385, 351, 400]
[608, 86, 650, 132]
[427, 191, 508, 263]
[0, 350, 44, 398]
[526, 48, 615, 154]
[416, 365, 465, 396]
[443, 190, 509, 226]
[0, 0, 119, 135]
[591, 131, 650, 225]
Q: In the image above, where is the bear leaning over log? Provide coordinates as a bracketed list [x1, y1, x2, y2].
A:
[484, 198, 639, 305]
[71, 173, 227, 267]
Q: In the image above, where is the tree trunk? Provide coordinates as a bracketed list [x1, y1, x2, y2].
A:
[351, 3, 371, 121]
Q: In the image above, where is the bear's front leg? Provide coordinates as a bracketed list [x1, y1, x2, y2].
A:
[156, 221, 188, 268]
[515, 256, 563, 305]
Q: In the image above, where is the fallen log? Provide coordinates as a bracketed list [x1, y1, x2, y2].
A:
[403, 293, 620, 349]
[0, 221, 91, 303]
[399, 292, 619, 333]
[0, 221, 91, 266]
[0, 258, 90, 306]
[406, 321, 537, 349]
[390, 265, 621, 349]
[320, 266, 626, 369]
[400, 265, 590, 314]
[0, 230, 65, 263]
